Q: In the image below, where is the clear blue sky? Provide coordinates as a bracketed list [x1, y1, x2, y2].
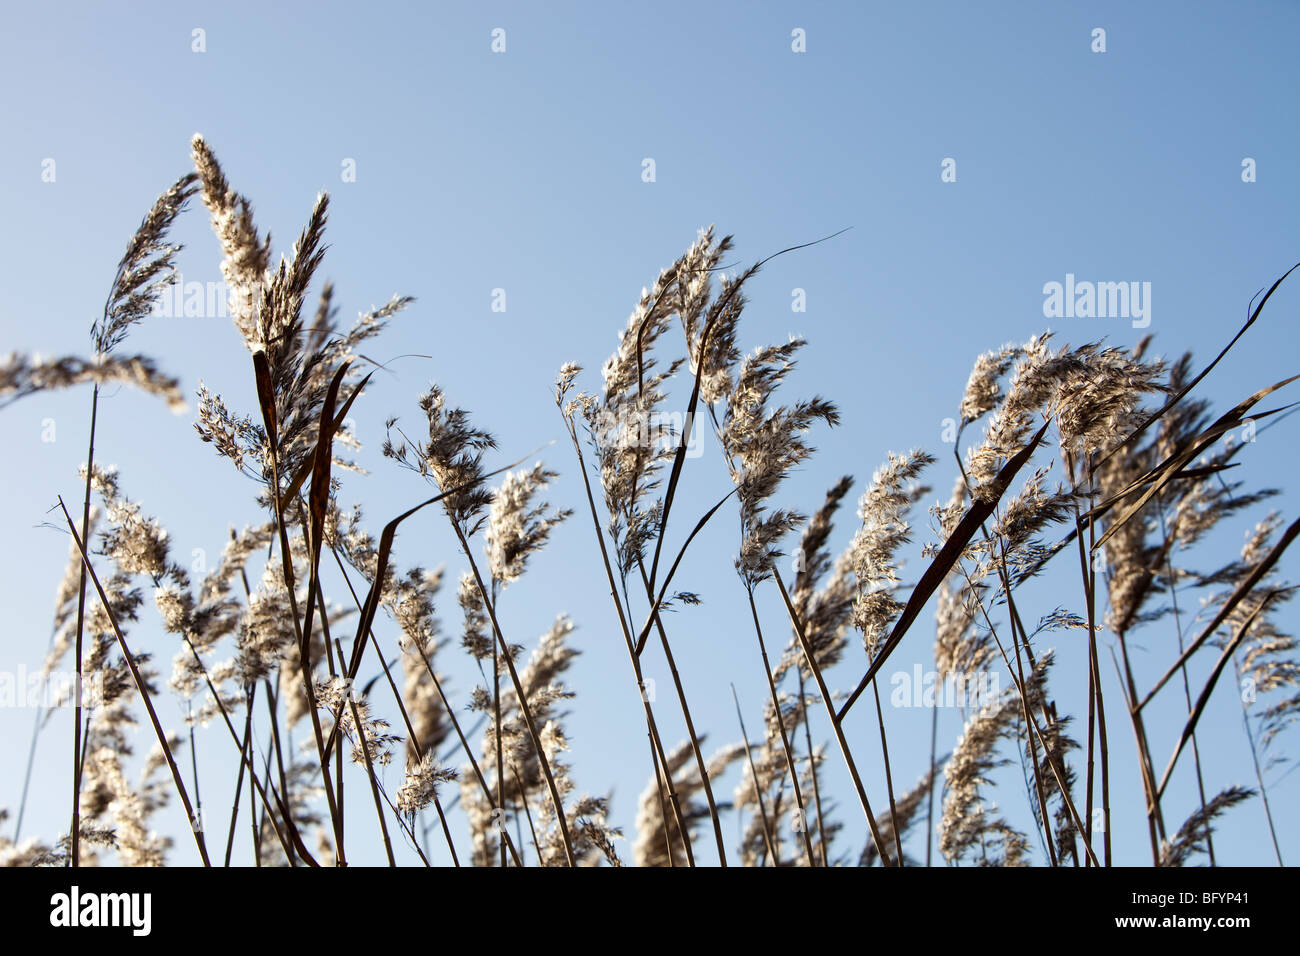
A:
[2, 0, 1298, 865]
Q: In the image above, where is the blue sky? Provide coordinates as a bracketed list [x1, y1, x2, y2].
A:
[2, 0, 1298, 866]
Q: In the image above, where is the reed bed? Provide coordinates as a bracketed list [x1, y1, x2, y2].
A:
[2, 137, 1297, 867]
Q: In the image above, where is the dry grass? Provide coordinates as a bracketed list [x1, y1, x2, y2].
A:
[2, 137, 1297, 867]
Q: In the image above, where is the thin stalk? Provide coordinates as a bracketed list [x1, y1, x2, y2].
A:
[1005, 596, 1059, 867]
[314, 589, 344, 860]
[611, 350, 727, 861]
[227, 539, 274, 866]
[746, 587, 816, 867]
[634, 559, 728, 865]
[264, 443, 343, 858]
[771, 569, 893, 865]
[958, 561, 1099, 866]
[492, 580, 505, 868]
[798, 670, 830, 866]
[648, 735, 677, 867]
[333, 637, 396, 866]
[870, 677, 904, 866]
[1209, 439, 1287, 867]
[407, 623, 524, 866]
[15, 702, 44, 843]
[250, 735, 263, 865]
[225, 684, 257, 866]
[926, 699, 938, 867]
[16, 623, 60, 842]
[1117, 630, 1167, 862]
[68, 383, 99, 866]
[366, 772, 431, 866]
[1233, 659, 1285, 865]
[59, 497, 210, 865]
[449, 521, 576, 866]
[731, 683, 779, 864]
[1064, 450, 1101, 866]
[263, 676, 295, 865]
[979, 489, 1075, 861]
[695, 400, 804, 865]
[959, 451, 1073, 864]
[186, 703, 203, 843]
[510, 760, 543, 864]
[1154, 592, 1287, 799]
[1156, 500, 1215, 864]
[967, 526, 1060, 865]
[328, 545, 460, 865]
[178, 635, 307, 865]
[369, 640, 460, 867]
[559, 414, 695, 864]
[1083, 468, 1113, 866]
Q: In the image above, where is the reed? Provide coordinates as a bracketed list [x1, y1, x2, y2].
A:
[3, 139, 1297, 868]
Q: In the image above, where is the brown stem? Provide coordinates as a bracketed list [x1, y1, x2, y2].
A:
[1116, 631, 1166, 862]
[731, 683, 779, 864]
[407, 621, 524, 866]
[746, 587, 816, 867]
[332, 638, 396, 865]
[263, 437, 343, 858]
[328, 545, 460, 865]
[771, 569, 893, 865]
[870, 677, 904, 866]
[634, 559, 728, 865]
[68, 383, 99, 867]
[59, 498, 210, 865]
[1084, 471, 1113, 867]
[958, 562, 1098, 866]
[224, 683, 257, 866]
[450, 521, 576, 866]
[559, 413, 695, 864]
[492, 580, 505, 868]
[178, 634, 309, 865]
[798, 671, 830, 866]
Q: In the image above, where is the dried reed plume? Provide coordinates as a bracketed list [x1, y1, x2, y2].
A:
[4, 138, 1297, 871]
